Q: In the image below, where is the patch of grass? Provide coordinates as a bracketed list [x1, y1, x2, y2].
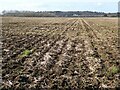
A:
[107, 65, 119, 76]
[20, 50, 31, 58]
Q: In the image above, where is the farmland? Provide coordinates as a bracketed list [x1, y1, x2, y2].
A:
[1, 17, 120, 89]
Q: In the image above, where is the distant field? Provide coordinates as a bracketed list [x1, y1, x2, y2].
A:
[2, 17, 120, 89]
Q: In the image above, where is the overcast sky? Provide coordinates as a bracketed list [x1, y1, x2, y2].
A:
[0, 0, 119, 13]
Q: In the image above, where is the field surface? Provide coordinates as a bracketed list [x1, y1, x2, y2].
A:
[2, 17, 120, 89]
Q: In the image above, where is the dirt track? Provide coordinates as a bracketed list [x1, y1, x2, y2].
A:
[2, 17, 120, 89]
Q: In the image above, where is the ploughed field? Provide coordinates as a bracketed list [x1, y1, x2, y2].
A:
[2, 17, 120, 89]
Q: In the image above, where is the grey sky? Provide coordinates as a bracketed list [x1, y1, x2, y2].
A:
[0, 0, 119, 13]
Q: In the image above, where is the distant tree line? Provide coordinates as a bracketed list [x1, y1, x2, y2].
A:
[2, 10, 118, 17]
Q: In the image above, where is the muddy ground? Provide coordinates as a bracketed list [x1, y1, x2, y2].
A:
[1, 17, 120, 89]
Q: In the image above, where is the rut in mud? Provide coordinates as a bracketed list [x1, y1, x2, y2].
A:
[2, 17, 120, 89]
